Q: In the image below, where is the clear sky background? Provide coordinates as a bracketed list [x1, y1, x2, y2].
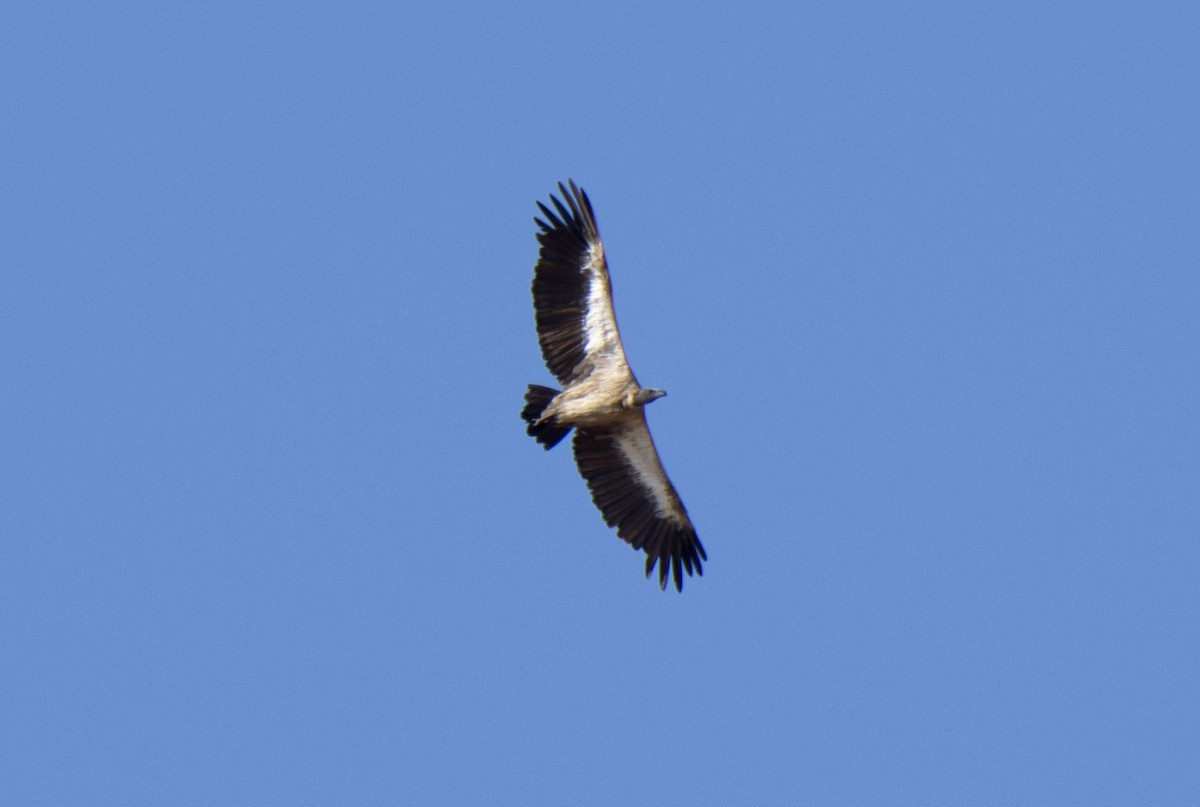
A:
[3, 2, 1197, 804]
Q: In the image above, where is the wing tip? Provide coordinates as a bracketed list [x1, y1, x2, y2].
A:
[535, 180, 598, 243]
[643, 529, 706, 593]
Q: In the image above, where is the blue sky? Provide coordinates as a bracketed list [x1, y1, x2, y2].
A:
[3, 2, 1197, 804]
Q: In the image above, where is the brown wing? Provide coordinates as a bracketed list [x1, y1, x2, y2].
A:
[532, 180, 633, 386]
[572, 412, 706, 592]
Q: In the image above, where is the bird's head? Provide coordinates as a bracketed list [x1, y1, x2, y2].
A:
[634, 388, 667, 406]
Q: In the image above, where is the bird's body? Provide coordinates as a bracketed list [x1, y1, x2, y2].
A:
[538, 374, 646, 427]
[521, 180, 706, 591]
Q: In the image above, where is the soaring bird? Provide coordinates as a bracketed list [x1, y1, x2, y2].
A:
[520, 180, 706, 591]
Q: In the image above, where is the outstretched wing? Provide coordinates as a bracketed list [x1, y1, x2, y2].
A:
[532, 180, 633, 386]
[573, 412, 706, 592]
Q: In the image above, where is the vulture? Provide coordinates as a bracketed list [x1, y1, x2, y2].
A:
[520, 180, 706, 591]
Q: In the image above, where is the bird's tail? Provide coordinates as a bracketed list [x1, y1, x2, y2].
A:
[522, 384, 571, 449]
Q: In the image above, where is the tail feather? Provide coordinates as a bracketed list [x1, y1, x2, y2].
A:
[521, 384, 571, 449]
